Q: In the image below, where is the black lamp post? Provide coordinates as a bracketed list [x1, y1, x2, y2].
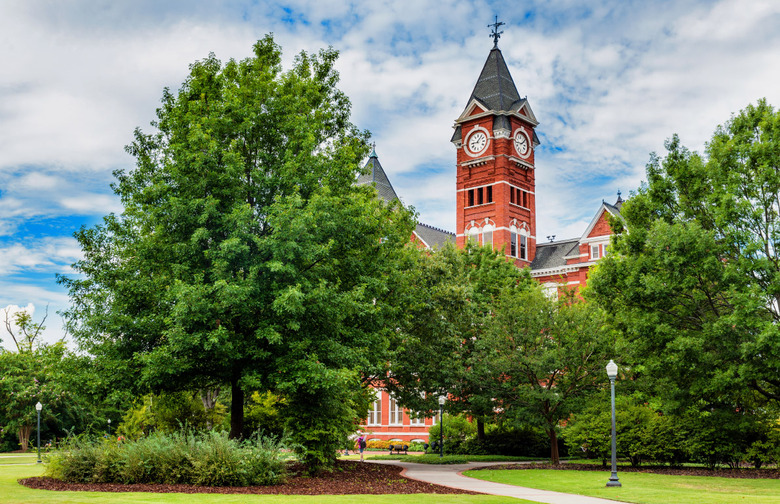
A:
[438, 395, 445, 458]
[108, 418, 111, 437]
[35, 402, 42, 464]
[606, 360, 621, 487]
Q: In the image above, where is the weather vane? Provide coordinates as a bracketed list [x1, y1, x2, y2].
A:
[489, 16, 505, 48]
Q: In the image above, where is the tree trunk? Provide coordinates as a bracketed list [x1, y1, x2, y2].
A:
[477, 418, 486, 441]
[548, 428, 560, 465]
[200, 387, 220, 430]
[229, 377, 244, 439]
[18, 425, 32, 452]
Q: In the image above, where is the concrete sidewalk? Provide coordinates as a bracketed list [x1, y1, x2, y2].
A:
[368, 460, 631, 504]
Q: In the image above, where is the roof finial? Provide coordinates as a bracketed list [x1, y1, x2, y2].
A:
[369, 142, 377, 158]
[488, 16, 505, 49]
[616, 189, 623, 202]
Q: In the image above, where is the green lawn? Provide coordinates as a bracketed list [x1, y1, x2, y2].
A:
[0, 459, 531, 504]
[0, 454, 40, 465]
[465, 468, 780, 504]
[366, 454, 540, 464]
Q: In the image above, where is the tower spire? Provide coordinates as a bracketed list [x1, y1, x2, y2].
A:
[488, 16, 505, 49]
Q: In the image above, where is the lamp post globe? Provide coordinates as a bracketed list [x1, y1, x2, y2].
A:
[35, 402, 42, 464]
[438, 395, 446, 458]
[606, 360, 621, 487]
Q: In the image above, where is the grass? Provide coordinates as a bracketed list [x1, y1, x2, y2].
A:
[0, 454, 41, 465]
[366, 454, 540, 464]
[0, 454, 533, 504]
[464, 467, 780, 504]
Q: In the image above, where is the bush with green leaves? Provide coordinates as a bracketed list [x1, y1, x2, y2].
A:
[46, 431, 289, 486]
[427, 413, 476, 454]
[682, 407, 770, 470]
[745, 423, 780, 469]
[564, 397, 666, 467]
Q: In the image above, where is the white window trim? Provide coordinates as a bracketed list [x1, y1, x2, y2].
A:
[367, 390, 383, 426]
[388, 396, 403, 426]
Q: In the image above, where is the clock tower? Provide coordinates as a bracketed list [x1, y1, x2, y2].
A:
[452, 26, 539, 266]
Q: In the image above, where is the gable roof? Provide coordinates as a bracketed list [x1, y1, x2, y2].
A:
[356, 147, 399, 204]
[580, 199, 624, 240]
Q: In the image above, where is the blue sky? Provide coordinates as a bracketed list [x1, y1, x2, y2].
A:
[2, 0, 780, 347]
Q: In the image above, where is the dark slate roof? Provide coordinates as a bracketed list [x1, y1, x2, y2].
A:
[604, 201, 621, 216]
[356, 150, 456, 249]
[356, 148, 399, 204]
[450, 124, 462, 143]
[530, 239, 579, 271]
[493, 115, 511, 131]
[414, 223, 455, 249]
[466, 48, 522, 113]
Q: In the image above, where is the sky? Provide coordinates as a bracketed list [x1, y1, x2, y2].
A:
[1, 0, 780, 348]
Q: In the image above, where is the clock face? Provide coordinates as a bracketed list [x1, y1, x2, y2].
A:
[514, 132, 529, 157]
[467, 131, 488, 154]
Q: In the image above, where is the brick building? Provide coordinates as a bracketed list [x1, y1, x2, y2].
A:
[355, 39, 622, 444]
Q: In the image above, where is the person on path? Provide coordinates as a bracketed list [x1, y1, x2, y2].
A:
[357, 436, 366, 462]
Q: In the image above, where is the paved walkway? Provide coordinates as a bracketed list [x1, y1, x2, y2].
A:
[368, 460, 631, 504]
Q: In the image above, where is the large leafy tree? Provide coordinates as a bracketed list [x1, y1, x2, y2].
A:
[588, 99, 780, 411]
[478, 288, 613, 464]
[59, 35, 416, 470]
[0, 343, 102, 450]
[386, 243, 533, 438]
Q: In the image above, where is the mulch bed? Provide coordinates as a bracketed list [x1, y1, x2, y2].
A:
[471, 462, 780, 479]
[19, 460, 478, 495]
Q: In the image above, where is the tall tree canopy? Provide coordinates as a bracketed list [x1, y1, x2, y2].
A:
[59, 35, 416, 470]
[588, 99, 780, 411]
[385, 243, 533, 437]
[479, 288, 613, 464]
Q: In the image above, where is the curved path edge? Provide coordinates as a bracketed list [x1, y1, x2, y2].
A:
[368, 460, 631, 504]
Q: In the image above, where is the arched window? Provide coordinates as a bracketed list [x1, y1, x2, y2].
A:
[510, 224, 529, 260]
[467, 226, 481, 246]
[482, 224, 494, 250]
[519, 230, 528, 260]
[367, 389, 382, 425]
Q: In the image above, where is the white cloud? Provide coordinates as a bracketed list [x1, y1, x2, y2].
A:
[0, 237, 81, 276]
[1, 0, 779, 327]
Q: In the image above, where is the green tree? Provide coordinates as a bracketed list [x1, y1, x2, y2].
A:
[385, 243, 532, 438]
[59, 35, 416, 471]
[588, 100, 780, 412]
[0, 343, 98, 450]
[2, 306, 49, 353]
[479, 287, 613, 464]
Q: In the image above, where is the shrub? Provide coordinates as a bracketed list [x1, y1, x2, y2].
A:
[46, 436, 104, 483]
[242, 435, 289, 485]
[564, 398, 662, 467]
[469, 424, 551, 457]
[427, 413, 476, 454]
[46, 431, 288, 486]
[365, 439, 392, 450]
[683, 408, 768, 470]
